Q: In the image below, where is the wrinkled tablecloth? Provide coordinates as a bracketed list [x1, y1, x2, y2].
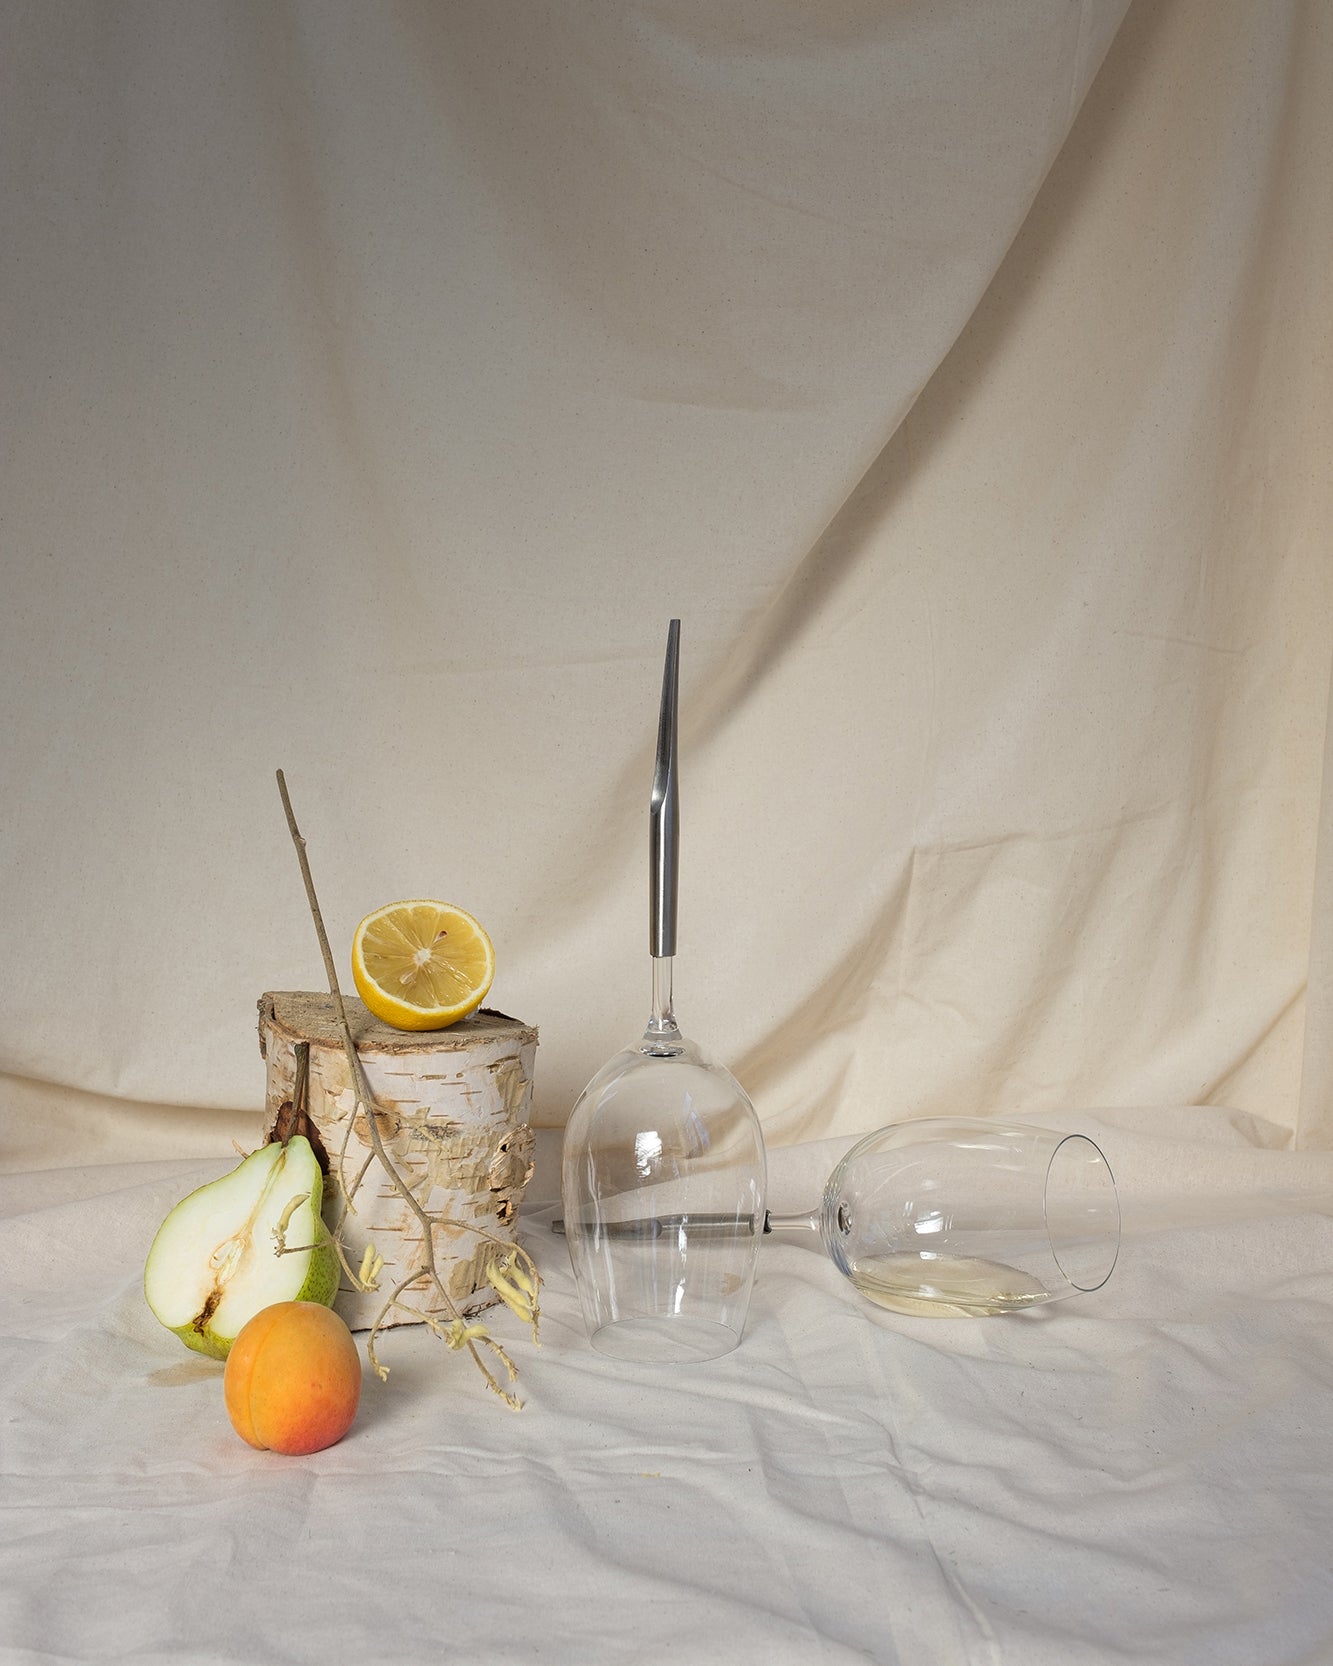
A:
[3, 1107, 1331, 1666]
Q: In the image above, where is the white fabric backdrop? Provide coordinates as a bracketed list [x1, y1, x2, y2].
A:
[1, 0, 1330, 1162]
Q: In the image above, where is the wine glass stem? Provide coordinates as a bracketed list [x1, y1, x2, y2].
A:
[763, 1210, 821, 1236]
[643, 954, 682, 1049]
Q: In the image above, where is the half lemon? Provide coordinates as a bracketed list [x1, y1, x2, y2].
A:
[351, 900, 495, 1031]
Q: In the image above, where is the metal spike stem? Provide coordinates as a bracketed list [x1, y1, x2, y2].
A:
[650, 619, 681, 959]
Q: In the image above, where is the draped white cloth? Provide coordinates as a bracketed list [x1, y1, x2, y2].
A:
[5, 1118, 1333, 1665]
[3, 1, 1332, 1661]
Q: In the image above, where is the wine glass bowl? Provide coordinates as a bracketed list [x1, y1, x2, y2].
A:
[562, 1027, 766, 1362]
[771, 1117, 1120, 1318]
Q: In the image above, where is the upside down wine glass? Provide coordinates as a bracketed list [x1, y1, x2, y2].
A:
[560, 620, 767, 1363]
[766, 1117, 1120, 1317]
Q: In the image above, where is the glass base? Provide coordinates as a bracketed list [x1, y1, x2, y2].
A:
[589, 1315, 741, 1364]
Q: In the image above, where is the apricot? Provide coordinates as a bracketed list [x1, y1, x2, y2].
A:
[223, 1301, 361, 1455]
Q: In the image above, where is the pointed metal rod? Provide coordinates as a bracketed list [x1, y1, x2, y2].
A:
[650, 619, 681, 959]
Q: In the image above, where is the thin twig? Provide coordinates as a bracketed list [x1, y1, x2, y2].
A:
[275, 769, 534, 1406]
[276, 771, 345, 1018]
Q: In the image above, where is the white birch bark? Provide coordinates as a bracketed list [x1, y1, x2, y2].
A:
[259, 993, 537, 1331]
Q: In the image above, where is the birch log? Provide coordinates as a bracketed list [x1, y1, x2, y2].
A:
[258, 992, 537, 1332]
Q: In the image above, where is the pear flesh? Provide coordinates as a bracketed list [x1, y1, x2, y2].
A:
[144, 1136, 339, 1359]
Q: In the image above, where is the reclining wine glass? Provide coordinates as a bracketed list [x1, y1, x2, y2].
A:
[766, 1117, 1120, 1316]
[560, 620, 767, 1363]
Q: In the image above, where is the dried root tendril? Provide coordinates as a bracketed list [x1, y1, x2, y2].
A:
[357, 1244, 385, 1291]
[487, 1246, 541, 1339]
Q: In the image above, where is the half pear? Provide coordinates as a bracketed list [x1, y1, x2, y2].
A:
[144, 1136, 339, 1359]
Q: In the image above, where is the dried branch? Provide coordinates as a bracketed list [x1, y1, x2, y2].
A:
[274, 769, 539, 1407]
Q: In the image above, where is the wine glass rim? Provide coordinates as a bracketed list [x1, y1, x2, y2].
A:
[1044, 1132, 1121, 1292]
